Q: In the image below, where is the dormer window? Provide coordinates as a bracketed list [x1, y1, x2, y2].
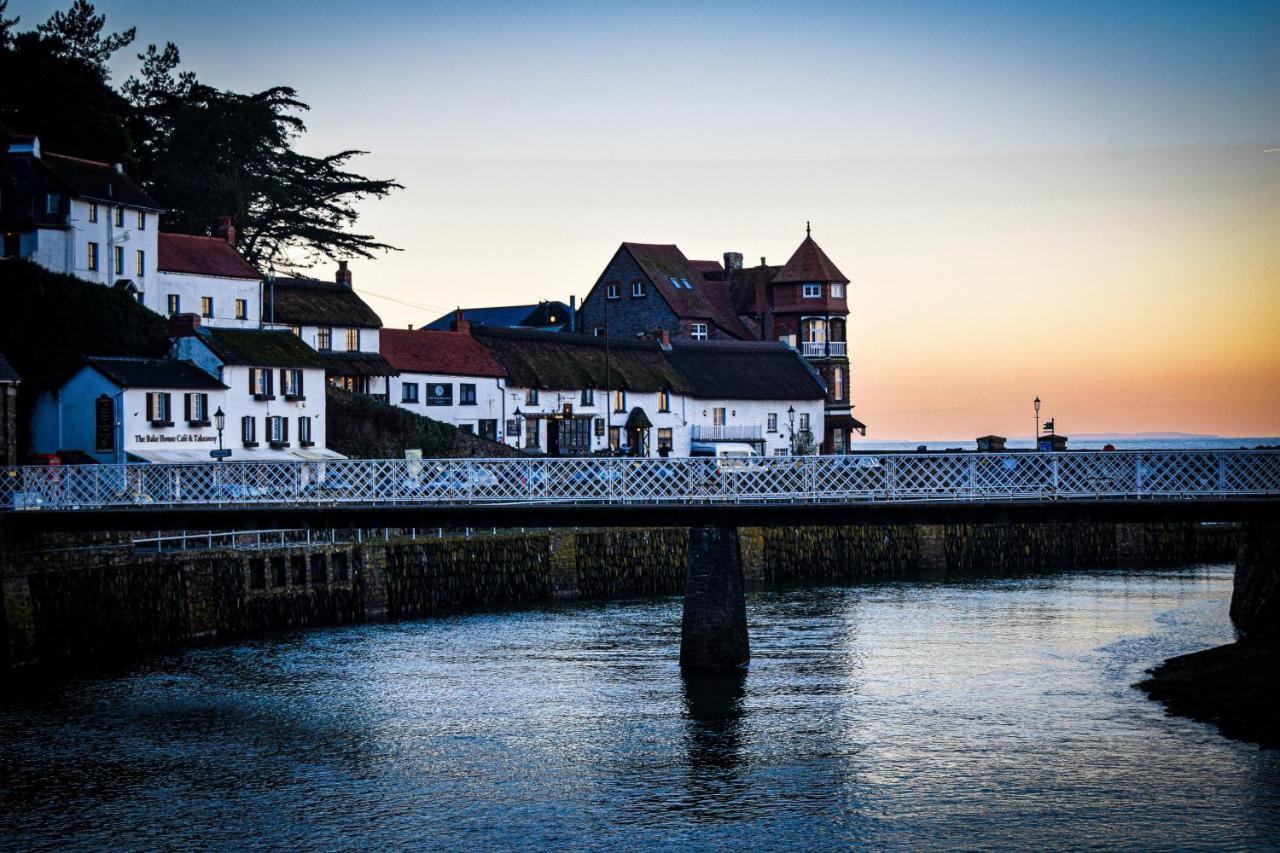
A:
[632, 281, 646, 298]
[606, 284, 620, 300]
[803, 284, 821, 298]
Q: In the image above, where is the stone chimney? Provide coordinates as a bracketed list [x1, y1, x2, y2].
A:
[214, 216, 236, 246]
[168, 313, 201, 337]
[760, 256, 767, 267]
[451, 308, 471, 334]
[724, 252, 743, 274]
[658, 329, 671, 350]
[335, 260, 352, 288]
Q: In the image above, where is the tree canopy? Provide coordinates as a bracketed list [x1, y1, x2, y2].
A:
[0, 1, 400, 270]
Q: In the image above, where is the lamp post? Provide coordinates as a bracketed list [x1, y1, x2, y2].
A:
[514, 406, 523, 447]
[787, 405, 796, 455]
[1033, 396, 1041, 447]
[214, 407, 226, 461]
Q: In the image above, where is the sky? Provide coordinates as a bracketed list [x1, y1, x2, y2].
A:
[13, 0, 1280, 438]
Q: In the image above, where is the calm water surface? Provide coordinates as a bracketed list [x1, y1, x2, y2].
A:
[3, 566, 1278, 850]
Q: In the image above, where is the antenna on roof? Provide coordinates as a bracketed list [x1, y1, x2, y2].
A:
[806, 220, 811, 238]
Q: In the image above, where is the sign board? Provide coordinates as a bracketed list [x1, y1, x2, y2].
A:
[426, 383, 453, 406]
[209, 449, 233, 460]
[95, 394, 114, 452]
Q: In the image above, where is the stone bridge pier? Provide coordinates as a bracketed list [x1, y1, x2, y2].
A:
[680, 526, 750, 671]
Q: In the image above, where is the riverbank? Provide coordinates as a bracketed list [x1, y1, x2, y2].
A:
[1138, 642, 1280, 748]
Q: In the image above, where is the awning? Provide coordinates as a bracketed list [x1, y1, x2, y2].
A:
[624, 407, 653, 430]
[129, 447, 346, 463]
[826, 414, 868, 436]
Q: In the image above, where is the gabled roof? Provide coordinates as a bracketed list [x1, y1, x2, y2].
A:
[772, 236, 849, 284]
[664, 340, 827, 400]
[381, 328, 505, 378]
[619, 243, 752, 340]
[687, 259, 724, 280]
[38, 152, 163, 211]
[727, 263, 782, 316]
[84, 356, 225, 390]
[422, 302, 571, 331]
[158, 233, 260, 280]
[195, 328, 325, 368]
[473, 326, 689, 393]
[266, 276, 383, 329]
[0, 351, 19, 383]
[316, 350, 399, 378]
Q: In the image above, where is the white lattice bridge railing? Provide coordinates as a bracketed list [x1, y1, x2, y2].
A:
[2, 451, 1277, 513]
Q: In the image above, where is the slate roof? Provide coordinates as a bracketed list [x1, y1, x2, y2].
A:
[687, 259, 724, 280]
[772, 236, 850, 284]
[196, 328, 326, 368]
[381, 328, 505, 378]
[266, 276, 383, 328]
[85, 356, 225, 390]
[727, 263, 782, 316]
[664, 340, 827, 400]
[0, 351, 19, 383]
[422, 301, 571, 331]
[158, 233, 260, 280]
[38, 152, 163, 210]
[473, 326, 689, 394]
[317, 350, 399, 378]
[620, 243, 752, 340]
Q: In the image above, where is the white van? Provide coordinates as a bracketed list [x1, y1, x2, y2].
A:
[689, 442, 760, 460]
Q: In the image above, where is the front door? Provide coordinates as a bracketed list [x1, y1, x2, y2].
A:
[546, 419, 561, 457]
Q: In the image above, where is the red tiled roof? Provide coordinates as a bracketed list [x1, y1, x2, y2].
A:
[158, 233, 260, 280]
[380, 328, 505, 378]
[621, 243, 752, 340]
[772, 236, 849, 284]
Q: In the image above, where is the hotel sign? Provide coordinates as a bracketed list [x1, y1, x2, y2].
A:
[426, 383, 452, 406]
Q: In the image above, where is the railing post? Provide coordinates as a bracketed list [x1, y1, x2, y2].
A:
[1218, 453, 1227, 495]
[1052, 453, 1060, 496]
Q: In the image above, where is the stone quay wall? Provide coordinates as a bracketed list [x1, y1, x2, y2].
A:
[1, 522, 1238, 673]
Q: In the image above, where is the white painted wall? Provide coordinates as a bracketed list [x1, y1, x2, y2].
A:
[152, 271, 262, 329]
[390, 372, 505, 436]
[211, 364, 328, 455]
[36, 198, 160, 290]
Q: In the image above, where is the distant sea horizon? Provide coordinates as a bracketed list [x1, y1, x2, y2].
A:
[851, 435, 1280, 452]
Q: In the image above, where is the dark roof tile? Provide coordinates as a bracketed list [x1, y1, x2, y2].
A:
[39, 152, 162, 210]
[620, 243, 752, 339]
[317, 350, 399, 377]
[772, 236, 850, 284]
[197, 328, 325, 368]
[665, 340, 827, 400]
[85, 356, 225, 390]
[422, 302, 571, 331]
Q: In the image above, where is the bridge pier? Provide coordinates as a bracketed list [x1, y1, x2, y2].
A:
[1233, 520, 1280, 641]
[680, 526, 749, 671]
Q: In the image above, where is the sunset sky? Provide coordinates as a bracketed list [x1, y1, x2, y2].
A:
[14, 0, 1280, 438]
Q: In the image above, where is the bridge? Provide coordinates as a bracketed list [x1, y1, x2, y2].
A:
[3, 449, 1277, 672]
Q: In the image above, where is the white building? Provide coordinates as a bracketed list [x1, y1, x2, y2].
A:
[1, 136, 163, 294]
[29, 356, 229, 464]
[154, 225, 262, 328]
[381, 324, 507, 442]
[171, 318, 341, 460]
[265, 262, 396, 400]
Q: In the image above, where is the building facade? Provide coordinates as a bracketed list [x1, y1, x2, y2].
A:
[154, 222, 262, 329]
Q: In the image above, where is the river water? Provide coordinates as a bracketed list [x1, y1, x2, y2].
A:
[3, 566, 1278, 850]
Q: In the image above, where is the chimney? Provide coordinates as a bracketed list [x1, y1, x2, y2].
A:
[451, 308, 471, 334]
[658, 329, 671, 350]
[335, 260, 352, 288]
[407, 324, 414, 330]
[7, 135, 40, 157]
[168, 313, 201, 337]
[724, 252, 743, 274]
[760, 256, 767, 267]
[214, 216, 236, 246]
[569, 294, 577, 332]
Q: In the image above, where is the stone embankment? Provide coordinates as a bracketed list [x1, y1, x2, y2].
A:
[1, 522, 1239, 674]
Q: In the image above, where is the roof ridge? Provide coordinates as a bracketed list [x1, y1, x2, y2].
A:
[42, 151, 116, 168]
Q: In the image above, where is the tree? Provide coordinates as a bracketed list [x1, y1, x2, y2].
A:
[35, 0, 133, 78]
[0, 2, 19, 50]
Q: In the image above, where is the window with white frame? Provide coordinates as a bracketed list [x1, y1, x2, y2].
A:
[316, 327, 332, 351]
[460, 383, 477, 405]
[137, 210, 146, 230]
[606, 284, 620, 300]
[87, 242, 99, 271]
[592, 326, 604, 337]
[713, 407, 726, 426]
[145, 392, 172, 425]
[88, 202, 99, 223]
[201, 296, 213, 318]
[241, 415, 257, 446]
[773, 448, 789, 456]
[281, 368, 304, 399]
[235, 299, 248, 320]
[799, 413, 811, 432]
[690, 322, 708, 340]
[345, 328, 361, 352]
[767, 412, 778, 433]
[632, 281, 646, 297]
[658, 388, 670, 412]
[831, 282, 844, 298]
[250, 367, 273, 398]
[831, 366, 845, 401]
[581, 388, 594, 406]
[298, 416, 313, 446]
[184, 392, 209, 424]
[402, 382, 419, 403]
[803, 283, 821, 298]
[267, 415, 289, 445]
[612, 388, 626, 412]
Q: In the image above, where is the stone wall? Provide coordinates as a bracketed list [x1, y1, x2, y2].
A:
[1232, 521, 1279, 641]
[1, 521, 1241, 672]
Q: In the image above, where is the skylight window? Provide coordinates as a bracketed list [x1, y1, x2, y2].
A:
[668, 276, 680, 288]
[680, 277, 692, 289]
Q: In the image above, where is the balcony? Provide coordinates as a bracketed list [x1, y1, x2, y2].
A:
[691, 425, 763, 442]
[800, 341, 847, 358]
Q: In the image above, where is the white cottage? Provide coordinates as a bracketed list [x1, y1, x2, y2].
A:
[155, 224, 262, 328]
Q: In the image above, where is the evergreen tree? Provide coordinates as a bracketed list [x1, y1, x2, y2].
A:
[35, 0, 133, 78]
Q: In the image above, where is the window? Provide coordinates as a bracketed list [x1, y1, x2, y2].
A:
[267, 415, 289, 446]
[241, 415, 257, 446]
[690, 322, 708, 340]
[45, 193, 59, 214]
[680, 277, 692, 290]
[401, 382, 419, 403]
[201, 296, 213, 318]
[87, 242, 99, 271]
[668, 276, 679, 288]
[136, 249, 145, 277]
[298, 416, 313, 446]
[831, 283, 843, 298]
[281, 368, 304, 399]
[612, 388, 625, 413]
[525, 417, 539, 448]
[184, 392, 209, 424]
[832, 366, 845, 401]
[458, 424, 474, 434]
[506, 417, 521, 438]
[581, 388, 594, 406]
[658, 389, 670, 412]
[657, 427, 673, 451]
[833, 428, 846, 454]
[561, 417, 591, 452]
[799, 413, 811, 432]
[525, 388, 539, 405]
[594, 418, 605, 438]
[479, 419, 498, 441]
[631, 281, 646, 297]
[773, 448, 789, 457]
[460, 383, 477, 405]
[145, 392, 172, 425]
[592, 327, 605, 337]
[316, 327, 332, 351]
[88, 202, 99, 223]
[767, 413, 778, 433]
[803, 283, 821, 298]
[713, 407, 726, 426]
[114, 206, 124, 227]
[235, 299, 248, 320]
[288, 325, 301, 337]
[167, 294, 180, 316]
[250, 367, 273, 398]
[608, 426, 621, 451]
[137, 210, 146, 230]
[345, 328, 360, 352]
[803, 317, 827, 344]
[606, 284, 620, 300]
[114, 245, 124, 275]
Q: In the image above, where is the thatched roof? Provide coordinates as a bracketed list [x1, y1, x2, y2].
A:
[473, 327, 689, 393]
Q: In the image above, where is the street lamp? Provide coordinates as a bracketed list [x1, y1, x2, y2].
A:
[1034, 396, 1041, 445]
[787, 405, 796, 454]
[214, 407, 226, 460]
